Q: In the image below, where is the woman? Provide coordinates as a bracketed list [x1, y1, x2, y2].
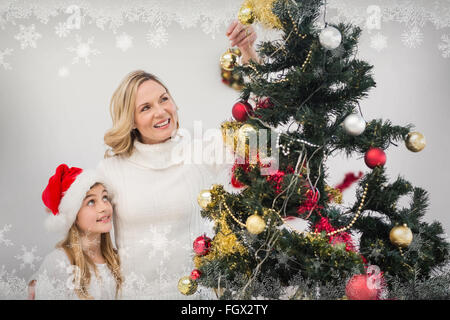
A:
[96, 20, 259, 299]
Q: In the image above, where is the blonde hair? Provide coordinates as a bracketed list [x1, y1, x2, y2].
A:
[57, 184, 123, 300]
[104, 70, 179, 158]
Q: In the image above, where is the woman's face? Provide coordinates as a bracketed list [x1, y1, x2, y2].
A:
[134, 80, 178, 144]
[76, 184, 113, 235]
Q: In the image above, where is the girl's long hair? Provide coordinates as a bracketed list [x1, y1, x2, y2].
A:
[57, 224, 123, 300]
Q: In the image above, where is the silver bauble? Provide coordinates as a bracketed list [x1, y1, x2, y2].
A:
[343, 114, 366, 136]
[319, 26, 342, 50]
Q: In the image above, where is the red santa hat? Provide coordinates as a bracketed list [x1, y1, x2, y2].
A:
[42, 164, 101, 235]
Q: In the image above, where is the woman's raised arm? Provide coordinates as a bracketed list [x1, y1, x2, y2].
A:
[226, 19, 260, 64]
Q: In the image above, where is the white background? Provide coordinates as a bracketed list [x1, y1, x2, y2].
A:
[0, 1, 449, 282]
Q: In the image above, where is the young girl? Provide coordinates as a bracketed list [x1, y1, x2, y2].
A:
[28, 164, 123, 300]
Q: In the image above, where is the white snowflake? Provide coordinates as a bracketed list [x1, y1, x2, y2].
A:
[67, 35, 100, 66]
[14, 24, 42, 49]
[121, 271, 155, 299]
[58, 66, 70, 78]
[116, 32, 133, 52]
[146, 26, 168, 48]
[0, 265, 27, 299]
[0, 48, 13, 70]
[139, 225, 179, 260]
[401, 26, 424, 48]
[0, 224, 13, 246]
[370, 32, 388, 52]
[54, 22, 71, 38]
[14, 245, 42, 270]
[438, 34, 450, 58]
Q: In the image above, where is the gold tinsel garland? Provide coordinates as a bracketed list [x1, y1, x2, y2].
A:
[242, 0, 282, 29]
[325, 185, 343, 204]
[194, 202, 248, 270]
[221, 120, 253, 159]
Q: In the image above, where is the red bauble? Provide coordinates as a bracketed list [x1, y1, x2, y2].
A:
[231, 173, 245, 188]
[232, 101, 253, 122]
[193, 234, 212, 256]
[345, 274, 379, 300]
[256, 97, 273, 109]
[364, 147, 386, 169]
[231, 163, 246, 188]
[190, 269, 202, 280]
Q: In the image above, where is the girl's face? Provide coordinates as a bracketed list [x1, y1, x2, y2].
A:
[134, 80, 178, 145]
[76, 184, 113, 235]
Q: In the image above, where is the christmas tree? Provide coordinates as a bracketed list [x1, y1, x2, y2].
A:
[181, 0, 450, 300]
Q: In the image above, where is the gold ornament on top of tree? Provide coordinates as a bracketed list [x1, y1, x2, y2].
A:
[389, 224, 413, 248]
[238, 3, 255, 25]
[405, 131, 426, 152]
[246, 214, 266, 234]
[241, 0, 282, 29]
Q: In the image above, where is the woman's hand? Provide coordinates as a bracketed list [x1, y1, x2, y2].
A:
[226, 20, 260, 64]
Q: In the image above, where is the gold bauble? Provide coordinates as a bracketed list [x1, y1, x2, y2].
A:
[221, 121, 241, 152]
[231, 82, 244, 91]
[405, 132, 426, 152]
[222, 70, 232, 80]
[238, 4, 255, 25]
[389, 224, 413, 248]
[246, 214, 266, 234]
[220, 49, 238, 71]
[237, 124, 257, 160]
[239, 123, 257, 138]
[231, 47, 242, 57]
[232, 72, 241, 81]
[197, 189, 213, 209]
[178, 276, 198, 295]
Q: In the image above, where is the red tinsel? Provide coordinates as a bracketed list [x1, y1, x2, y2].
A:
[297, 188, 323, 216]
[314, 216, 356, 252]
[335, 171, 364, 192]
[265, 166, 294, 194]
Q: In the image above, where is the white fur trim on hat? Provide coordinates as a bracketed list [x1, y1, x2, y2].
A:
[44, 169, 101, 235]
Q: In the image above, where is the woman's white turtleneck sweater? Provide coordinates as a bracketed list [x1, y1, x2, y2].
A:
[96, 129, 234, 299]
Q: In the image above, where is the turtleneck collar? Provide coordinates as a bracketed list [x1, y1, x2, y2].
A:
[127, 129, 187, 170]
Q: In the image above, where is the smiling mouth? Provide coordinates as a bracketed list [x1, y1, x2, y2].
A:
[96, 216, 111, 223]
[154, 118, 170, 129]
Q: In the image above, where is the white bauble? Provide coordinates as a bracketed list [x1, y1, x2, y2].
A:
[343, 114, 366, 136]
[319, 26, 342, 50]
